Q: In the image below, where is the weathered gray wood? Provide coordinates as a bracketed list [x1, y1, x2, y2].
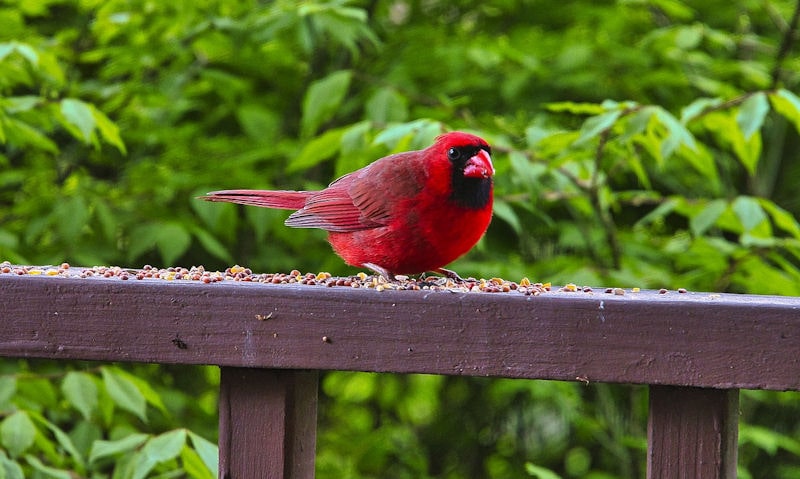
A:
[219, 368, 318, 479]
[647, 386, 738, 479]
[1, 274, 800, 390]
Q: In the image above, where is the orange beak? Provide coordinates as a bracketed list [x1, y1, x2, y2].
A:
[462, 149, 494, 179]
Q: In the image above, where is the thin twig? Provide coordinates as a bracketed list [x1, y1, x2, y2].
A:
[771, 0, 800, 89]
[589, 125, 622, 270]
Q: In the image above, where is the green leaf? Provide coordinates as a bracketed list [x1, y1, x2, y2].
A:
[0, 412, 36, 458]
[3, 96, 41, 113]
[525, 462, 563, 479]
[740, 424, 782, 455]
[130, 430, 187, 479]
[141, 429, 186, 463]
[574, 109, 622, 146]
[336, 120, 373, 177]
[737, 92, 769, 140]
[492, 200, 522, 234]
[63, 372, 99, 421]
[287, 127, 345, 173]
[0, 41, 38, 63]
[365, 87, 408, 124]
[759, 199, 800, 239]
[128, 222, 192, 265]
[101, 367, 147, 422]
[0, 42, 14, 60]
[89, 433, 149, 464]
[301, 70, 352, 137]
[236, 104, 279, 143]
[731, 123, 762, 176]
[0, 454, 25, 479]
[372, 119, 441, 150]
[188, 432, 218, 476]
[156, 222, 192, 266]
[191, 226, 233, 263]
[653, 107, 697, 158]
[181, 445, 215, 479]
[689, 199, 727, 237]
[525, 124, 553, 148]
[619, 106, 654, 142]
[3, 117, 58, 152]
[545, 101, 606, 115]
[636, 196, 682, 227]
[769, 89, 800, 135]
[0, 376, 16, 409]
[732, 196, 767, 233]
[12, 43, 38, 64]
[24, 455, 71, 479]
[41, 420, 86, 473]
[53, 195, 89, 243]
[674, 23, 703, 49]
[60, 98, 96, 144]
[111, 368, 168, 415]
[680, 97, 722, 123]
[92, 106, 127, 154]
[626, 152, 652, 189]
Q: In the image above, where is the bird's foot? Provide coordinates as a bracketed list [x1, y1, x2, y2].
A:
[433, 267, 465, 282]
[361, 264, 466, 284]
[362, 263, 396, 282]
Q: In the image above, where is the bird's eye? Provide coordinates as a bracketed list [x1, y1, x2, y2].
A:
[447, 147, 461, 161]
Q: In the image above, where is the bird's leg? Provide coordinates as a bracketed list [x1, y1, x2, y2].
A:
[434, 267, 464, 282]
[362, 262, 396, 282]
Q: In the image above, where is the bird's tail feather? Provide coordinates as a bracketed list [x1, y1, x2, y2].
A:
[199, 190, 311, 210]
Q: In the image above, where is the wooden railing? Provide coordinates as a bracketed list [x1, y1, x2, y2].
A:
[2, 269, 800, 478]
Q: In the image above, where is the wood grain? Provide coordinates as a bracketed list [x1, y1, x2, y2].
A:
[2, 274, 799, 390]
[647, 386, 738, 479]
[219, 368, 317, 479]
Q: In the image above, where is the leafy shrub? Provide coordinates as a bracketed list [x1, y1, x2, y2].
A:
[2, 0, 799, 477]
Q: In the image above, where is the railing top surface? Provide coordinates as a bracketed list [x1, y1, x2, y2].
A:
[2, 267, 799, 391]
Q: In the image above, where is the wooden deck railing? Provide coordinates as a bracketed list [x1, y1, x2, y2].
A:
[2, 270, 800, 478]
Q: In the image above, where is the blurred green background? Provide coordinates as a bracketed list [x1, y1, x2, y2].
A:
[2, 0, 800, 477]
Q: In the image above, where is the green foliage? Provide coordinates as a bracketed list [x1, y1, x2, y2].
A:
[2, 0, 800, 477]
[0, 363, 218, 478]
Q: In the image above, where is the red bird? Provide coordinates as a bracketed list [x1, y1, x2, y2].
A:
[200, 131, 494, 280]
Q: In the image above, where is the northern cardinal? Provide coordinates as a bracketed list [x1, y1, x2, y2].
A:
[200, 131, 494, 280]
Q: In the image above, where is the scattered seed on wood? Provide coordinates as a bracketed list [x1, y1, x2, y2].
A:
[0, 261, 690, 298]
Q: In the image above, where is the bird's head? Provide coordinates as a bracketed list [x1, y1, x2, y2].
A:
[433, 132, 494, 210]
[438, 132, 494, 179]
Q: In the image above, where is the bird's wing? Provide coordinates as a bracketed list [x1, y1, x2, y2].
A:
[285, 152, 424, 232]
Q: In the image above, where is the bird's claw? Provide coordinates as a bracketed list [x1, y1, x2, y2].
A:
[361, 264, 465, 284]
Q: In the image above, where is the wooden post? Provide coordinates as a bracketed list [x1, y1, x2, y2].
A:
[647, 386, 738, 479]
[218, 368, 318, 479]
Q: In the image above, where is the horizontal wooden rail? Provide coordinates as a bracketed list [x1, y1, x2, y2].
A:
[2, 271, 800, 478]
[2, 274, 799, 389]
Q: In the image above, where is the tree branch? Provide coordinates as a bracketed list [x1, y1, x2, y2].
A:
[771, 0, 800, 89]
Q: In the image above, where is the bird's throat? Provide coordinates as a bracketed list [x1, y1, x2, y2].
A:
[449, 176, 492, 210]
